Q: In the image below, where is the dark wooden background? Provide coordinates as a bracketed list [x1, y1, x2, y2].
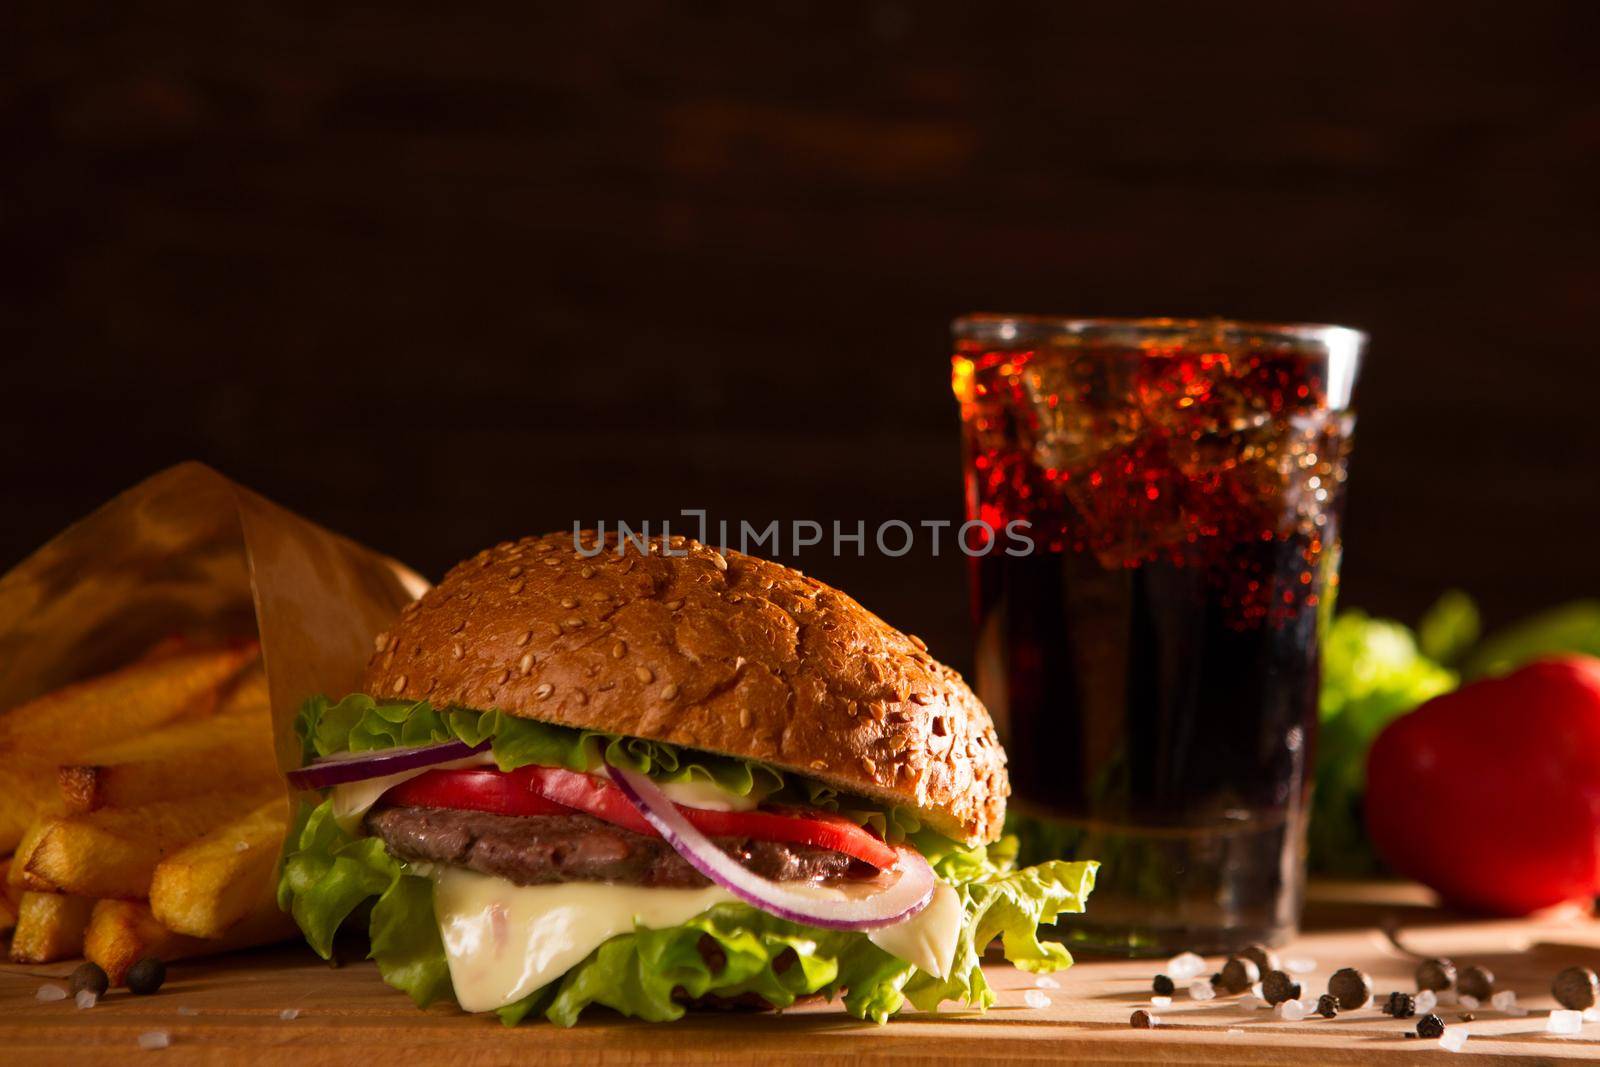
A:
[4, 1, 1597, 671]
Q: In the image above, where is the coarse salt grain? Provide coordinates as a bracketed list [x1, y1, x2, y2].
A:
[75, 990, 98, 1010]
[1150, 996, 1172, 1009]
[1240, 990, 1266, 1011]
[1285, 958, 1316, 974]
[1414, 989, 1437, 1013]
[1167, 952, 1207, 982]
[36, 985, 67, 1003]
[1439, 1029, 1469, 1053]
[1585, 1007, 1600, 1023]
[1189, 980, 1216, 1002]
[175, 1006, 198, 1017]
[1277, 1000, 1309, 1022]
[137, 1031, 171, 1051]
[1458, 994, 1480, 1010]
[1023, 989, 1051, 1010]
[1547, 1009, 1583, 1035]
[1035, 975, 1059, 990]
[1491, 990, 1517, 1011]
[1226, 1028, 1245, 1035]
[278, 1008, 300, 1021]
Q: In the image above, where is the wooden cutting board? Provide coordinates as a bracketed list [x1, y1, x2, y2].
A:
[5, 882, 1600, 1065]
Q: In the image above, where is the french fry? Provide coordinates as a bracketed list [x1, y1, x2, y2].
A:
[150, 798, 288, 938]
[17, 788, 279, 898]
[9, 891, 93, 963]
[86, 897, 298, 986]
[0, 642, 259, 763]
[0, 860, 15, 935]
[57, 703, 277, 814]
[0, 759, 62, 853]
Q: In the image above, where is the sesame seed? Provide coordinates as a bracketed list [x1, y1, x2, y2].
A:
[536, 543, 555, 553]
[809, 760, 827, 770]
[508, 580, 525, 594]
[908, 634, 928, 652]
[612, 641, 627, 658]
[738, 707, 751, 728]
[571, 689, 587, 706]
[564, 616, 584, 629]
[666, 598, 685, 611]
[518, 652, 534, 675]
[635, 666, 654, 684]
[391, 675, 407, 693]
[451, 642, 464, 660]
[496, 669, 511, 684]
[425, 678, 438, 692]
[560, 597, 577, 609]
[534, 683, 554, 700]
[711, 553, 728, 571]
[543, 557, 561, 568]
[374, 633, 390, 653]
[727, 593, 742, 603]
[508, 565, 524, 577]
[910, 693, 933, 705]
[661, 683, 680, 700]
[861, 757, 876, 775]
[580, 566, 596, 578]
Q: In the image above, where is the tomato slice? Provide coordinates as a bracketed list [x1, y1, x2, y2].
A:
[382, 767, 575, 817]
[379, 764, 898, 869]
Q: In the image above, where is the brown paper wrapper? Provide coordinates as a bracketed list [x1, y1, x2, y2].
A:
[0, 461, 429, 774]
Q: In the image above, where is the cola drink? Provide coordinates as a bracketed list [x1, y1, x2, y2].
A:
[952, 316, 1363, 954]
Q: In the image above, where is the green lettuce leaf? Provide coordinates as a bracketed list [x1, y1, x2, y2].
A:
[278, 795, 1096, 1026]
[1464, 600, 1600, 679]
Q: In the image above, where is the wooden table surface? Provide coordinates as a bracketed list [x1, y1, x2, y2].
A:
[6, 882, 1600, 1065]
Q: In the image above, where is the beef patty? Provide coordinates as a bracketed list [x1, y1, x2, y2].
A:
[366, 806, 874, 888]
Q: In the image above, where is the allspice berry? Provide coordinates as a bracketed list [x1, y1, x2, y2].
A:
[1552, 966, 1600, 1011]
[1152, 974, 1176, 997]
[1315, 993, 1340, 1018]
[1262, 969, 1301, 1006]
[1415, 957, 1456, 992]
[1456, 965, 1493, 1001]
[1328, 967, 1372, 1011]
[1416, 1013, 1446, 1039]
[1130, 1008, 1155, 1029]
[1239, 942, 1279, 976]
[1218, 956, 1261, 994]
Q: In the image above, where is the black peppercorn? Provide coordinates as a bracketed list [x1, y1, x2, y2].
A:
[1239, 942, 1279, 976]
[1552, 966, 1600, 1010]
[1315, 993, 1340, 1018]
[1403, 1031, 1417, 1039]
[1262, 970, 1301, 1006]
[69, 962, 109, 998]
[1416, 1013, 1446, 1039]
[1328, 967, 1372, 1011]
[1383, 991, 1416, 1019]
[1456, 965, 1493, 1001]
[1130, 1008, 1155, 1029]
[125, 957, 166, 995]
[1415, 957, 1456, 992]
[1152, 974, 1176, 997]
[1219, 957, 1261, 995]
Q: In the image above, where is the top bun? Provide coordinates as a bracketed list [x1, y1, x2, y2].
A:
[363, 531, 1007, 844]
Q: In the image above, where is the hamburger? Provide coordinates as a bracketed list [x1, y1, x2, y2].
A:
[278, 532, 1096, 1025]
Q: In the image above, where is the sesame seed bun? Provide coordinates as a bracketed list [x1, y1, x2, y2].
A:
[363, 532, 1008, 844]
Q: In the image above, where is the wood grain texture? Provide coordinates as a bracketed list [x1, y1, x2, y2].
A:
[5, 882, 1600, 1064]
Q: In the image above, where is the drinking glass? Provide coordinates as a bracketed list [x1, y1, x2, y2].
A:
[952, 316, 1364, 954]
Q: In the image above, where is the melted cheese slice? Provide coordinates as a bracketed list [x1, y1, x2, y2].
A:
[432, 868, 965, 1013]
[330, 752, 497, 834]
[434, 867, 736, 1012]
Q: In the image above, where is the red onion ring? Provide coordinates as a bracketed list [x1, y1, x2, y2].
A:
[606, 763, 935, 930]
[286, 739, 489, 791]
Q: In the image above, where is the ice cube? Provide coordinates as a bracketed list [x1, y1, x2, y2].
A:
[1277, 1000, 1309, 1021]
[1167, 952, 1206, 981]
[1439, 1029, 1469, 1053]
[1150, 996, 1172, 1009]
[1023, 989, 1051, 1010]
[138, 1031, 171, 1050]
[75, 990, 98, 1010]
[1189, 980, 1216, 1001]
[1415, 989, 1438, 1013]
[278, 1008, 300, 1021]
[1490, 990, 1517, 1012]
[1547, 1009, 1583, 1035]
[1458, 995, 1479, 1010]
[1284, 958, 1316, 975]
[1240, 989, 1265, 1011]
[36, 985, 68, 1003]
[1035, 975, 1060, 990]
